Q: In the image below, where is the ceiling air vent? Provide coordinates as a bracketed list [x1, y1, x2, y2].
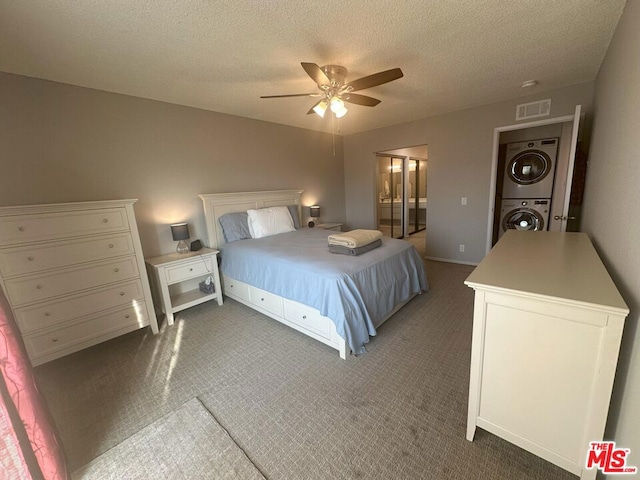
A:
[516, 99, 551, 121]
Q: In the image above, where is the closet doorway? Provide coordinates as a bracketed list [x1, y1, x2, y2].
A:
[375, 145, 428, 243]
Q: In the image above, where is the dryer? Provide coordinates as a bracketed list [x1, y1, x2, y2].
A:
[499, 198, 550, 239]
[503, 138, 558, 199]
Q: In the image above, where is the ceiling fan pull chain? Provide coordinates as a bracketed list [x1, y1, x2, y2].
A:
[332, 113, 336, 156]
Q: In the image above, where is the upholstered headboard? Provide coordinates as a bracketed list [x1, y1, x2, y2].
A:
[198, 190, 303, 249]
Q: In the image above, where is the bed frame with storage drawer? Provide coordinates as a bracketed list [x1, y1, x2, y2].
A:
[199, 190, 409, 359]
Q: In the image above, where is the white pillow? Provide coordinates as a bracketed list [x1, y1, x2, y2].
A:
[247, 206, 295, 239]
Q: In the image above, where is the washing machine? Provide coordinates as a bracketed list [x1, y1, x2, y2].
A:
[503, 138, 559, 199]
[499, 198, 550, 239]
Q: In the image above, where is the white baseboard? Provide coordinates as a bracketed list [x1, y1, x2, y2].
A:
[424, 256, 479, 266]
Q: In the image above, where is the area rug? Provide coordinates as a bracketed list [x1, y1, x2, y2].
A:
[71, 398, 265, 480]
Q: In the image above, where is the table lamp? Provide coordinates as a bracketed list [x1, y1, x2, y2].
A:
[308, 205, 320, 228]
[171, 223, 190, 254]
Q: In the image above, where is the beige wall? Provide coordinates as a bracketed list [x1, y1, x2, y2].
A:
[581, 0, 640, 469]
[343, 82, 594, 264]
[0, 72, 345, 257]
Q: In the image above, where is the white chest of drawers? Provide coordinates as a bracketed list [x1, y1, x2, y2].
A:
[0, 200, 158, 365]
[465, 231, 629, 479]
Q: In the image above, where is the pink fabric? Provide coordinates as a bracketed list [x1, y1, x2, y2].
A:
[0, 289, 67, 480]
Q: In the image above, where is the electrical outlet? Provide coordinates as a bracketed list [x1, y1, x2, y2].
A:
[459, 244, 465, 253]
[461, 197, 468, 206]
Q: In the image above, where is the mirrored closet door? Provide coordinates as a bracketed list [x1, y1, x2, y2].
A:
[408, 158, 427, 235]
[376, 155, 404, 238]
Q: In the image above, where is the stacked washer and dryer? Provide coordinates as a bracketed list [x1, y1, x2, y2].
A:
[499, 138, 559, 239]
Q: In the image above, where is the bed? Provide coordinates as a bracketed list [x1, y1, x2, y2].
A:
[199, 190, 428, 358]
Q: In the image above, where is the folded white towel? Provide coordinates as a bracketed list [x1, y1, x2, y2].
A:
[327, 229, 383, 248]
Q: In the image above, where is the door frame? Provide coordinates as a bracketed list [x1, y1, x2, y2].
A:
[485, 105, 581, 254]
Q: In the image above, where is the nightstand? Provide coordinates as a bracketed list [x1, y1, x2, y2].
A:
[315, 223, 343, 232]
[145, 248, 222, 326]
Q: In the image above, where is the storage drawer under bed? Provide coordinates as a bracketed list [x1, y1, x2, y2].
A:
[282, 298, 333, 340]
[248, 285, 283, 317]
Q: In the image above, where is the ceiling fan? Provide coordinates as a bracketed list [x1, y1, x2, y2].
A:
[261, 62, 404, 118]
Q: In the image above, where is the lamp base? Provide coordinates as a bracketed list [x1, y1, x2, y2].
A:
[176, 240, 190, 254]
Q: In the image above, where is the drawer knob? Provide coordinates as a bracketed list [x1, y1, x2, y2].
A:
[103, 219, 109, 223]
[27, 256, 34, 261]
[52, 338, 58, 343]
[125, 314, 130, 319]
[18, 226, 25, 232]
[36, 284, 42, 290]
[114, 268, 120, 273]
[303, 315, 307, 319]
[189, 268, 193, 271]
[44, 312, 51, 317]
[108, 244, 114, 248]
[119, 291, 125, 296]
[261, 298, 265, 301]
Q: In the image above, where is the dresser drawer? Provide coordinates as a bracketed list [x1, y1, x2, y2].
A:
[222, 275, 250, 301]
[14, 280, 145, 334]
[248, 285, 283, 317]
[0, 208, 129, 245]
[283, 299, 332, 339]
[4, 256, 140, 306]
[22, 302, 148, 360]
[165, 257, 213, 284]
[0, 232, 134, 276]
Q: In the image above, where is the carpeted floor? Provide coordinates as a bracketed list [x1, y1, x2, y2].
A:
[34, 259, 577, 479]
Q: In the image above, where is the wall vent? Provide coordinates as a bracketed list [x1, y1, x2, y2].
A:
[516, 99, 551, 121]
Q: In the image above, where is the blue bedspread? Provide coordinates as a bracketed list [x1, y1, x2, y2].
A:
[220, 228, 429, 354]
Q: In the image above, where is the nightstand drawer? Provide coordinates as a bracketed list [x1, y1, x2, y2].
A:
[0, 232, 134, 276]
[283, 299, 332, 339]
[14, 280, 144, 334]
[0, 208, 129, 245]
[165, 257, 213, 284]
[248, 285, 282, 317]
[5, 256, 140, 306]
[223, 275, 249, 301]
[23, 302, 148, 360]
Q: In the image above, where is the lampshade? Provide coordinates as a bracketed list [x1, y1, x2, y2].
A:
[313, 100, 327, 118]
[330, 97, 344, 113]
[310, 205, 320, 218]
[170, 223, 190, 241]
[335, 105, 348, 118]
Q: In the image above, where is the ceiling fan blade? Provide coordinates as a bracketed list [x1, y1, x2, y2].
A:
[342, 93, 381, 107]
[260, 93, 321, 98]
[301, 62, 331, 87]
[345, 68, 404, 92]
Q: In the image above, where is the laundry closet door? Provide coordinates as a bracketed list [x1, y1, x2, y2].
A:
[549, 105, 582, 232]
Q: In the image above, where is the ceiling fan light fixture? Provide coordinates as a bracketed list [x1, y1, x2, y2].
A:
[330, 97, 344, 113]
[335, 105, 348, 118]
[313, 100, 328, 118]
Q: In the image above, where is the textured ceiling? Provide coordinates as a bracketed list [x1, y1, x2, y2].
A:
[0, 0, 626, 135]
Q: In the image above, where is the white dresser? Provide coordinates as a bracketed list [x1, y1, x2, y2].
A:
[0, 200, 158, 365]
[465, 231, 629, 479]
